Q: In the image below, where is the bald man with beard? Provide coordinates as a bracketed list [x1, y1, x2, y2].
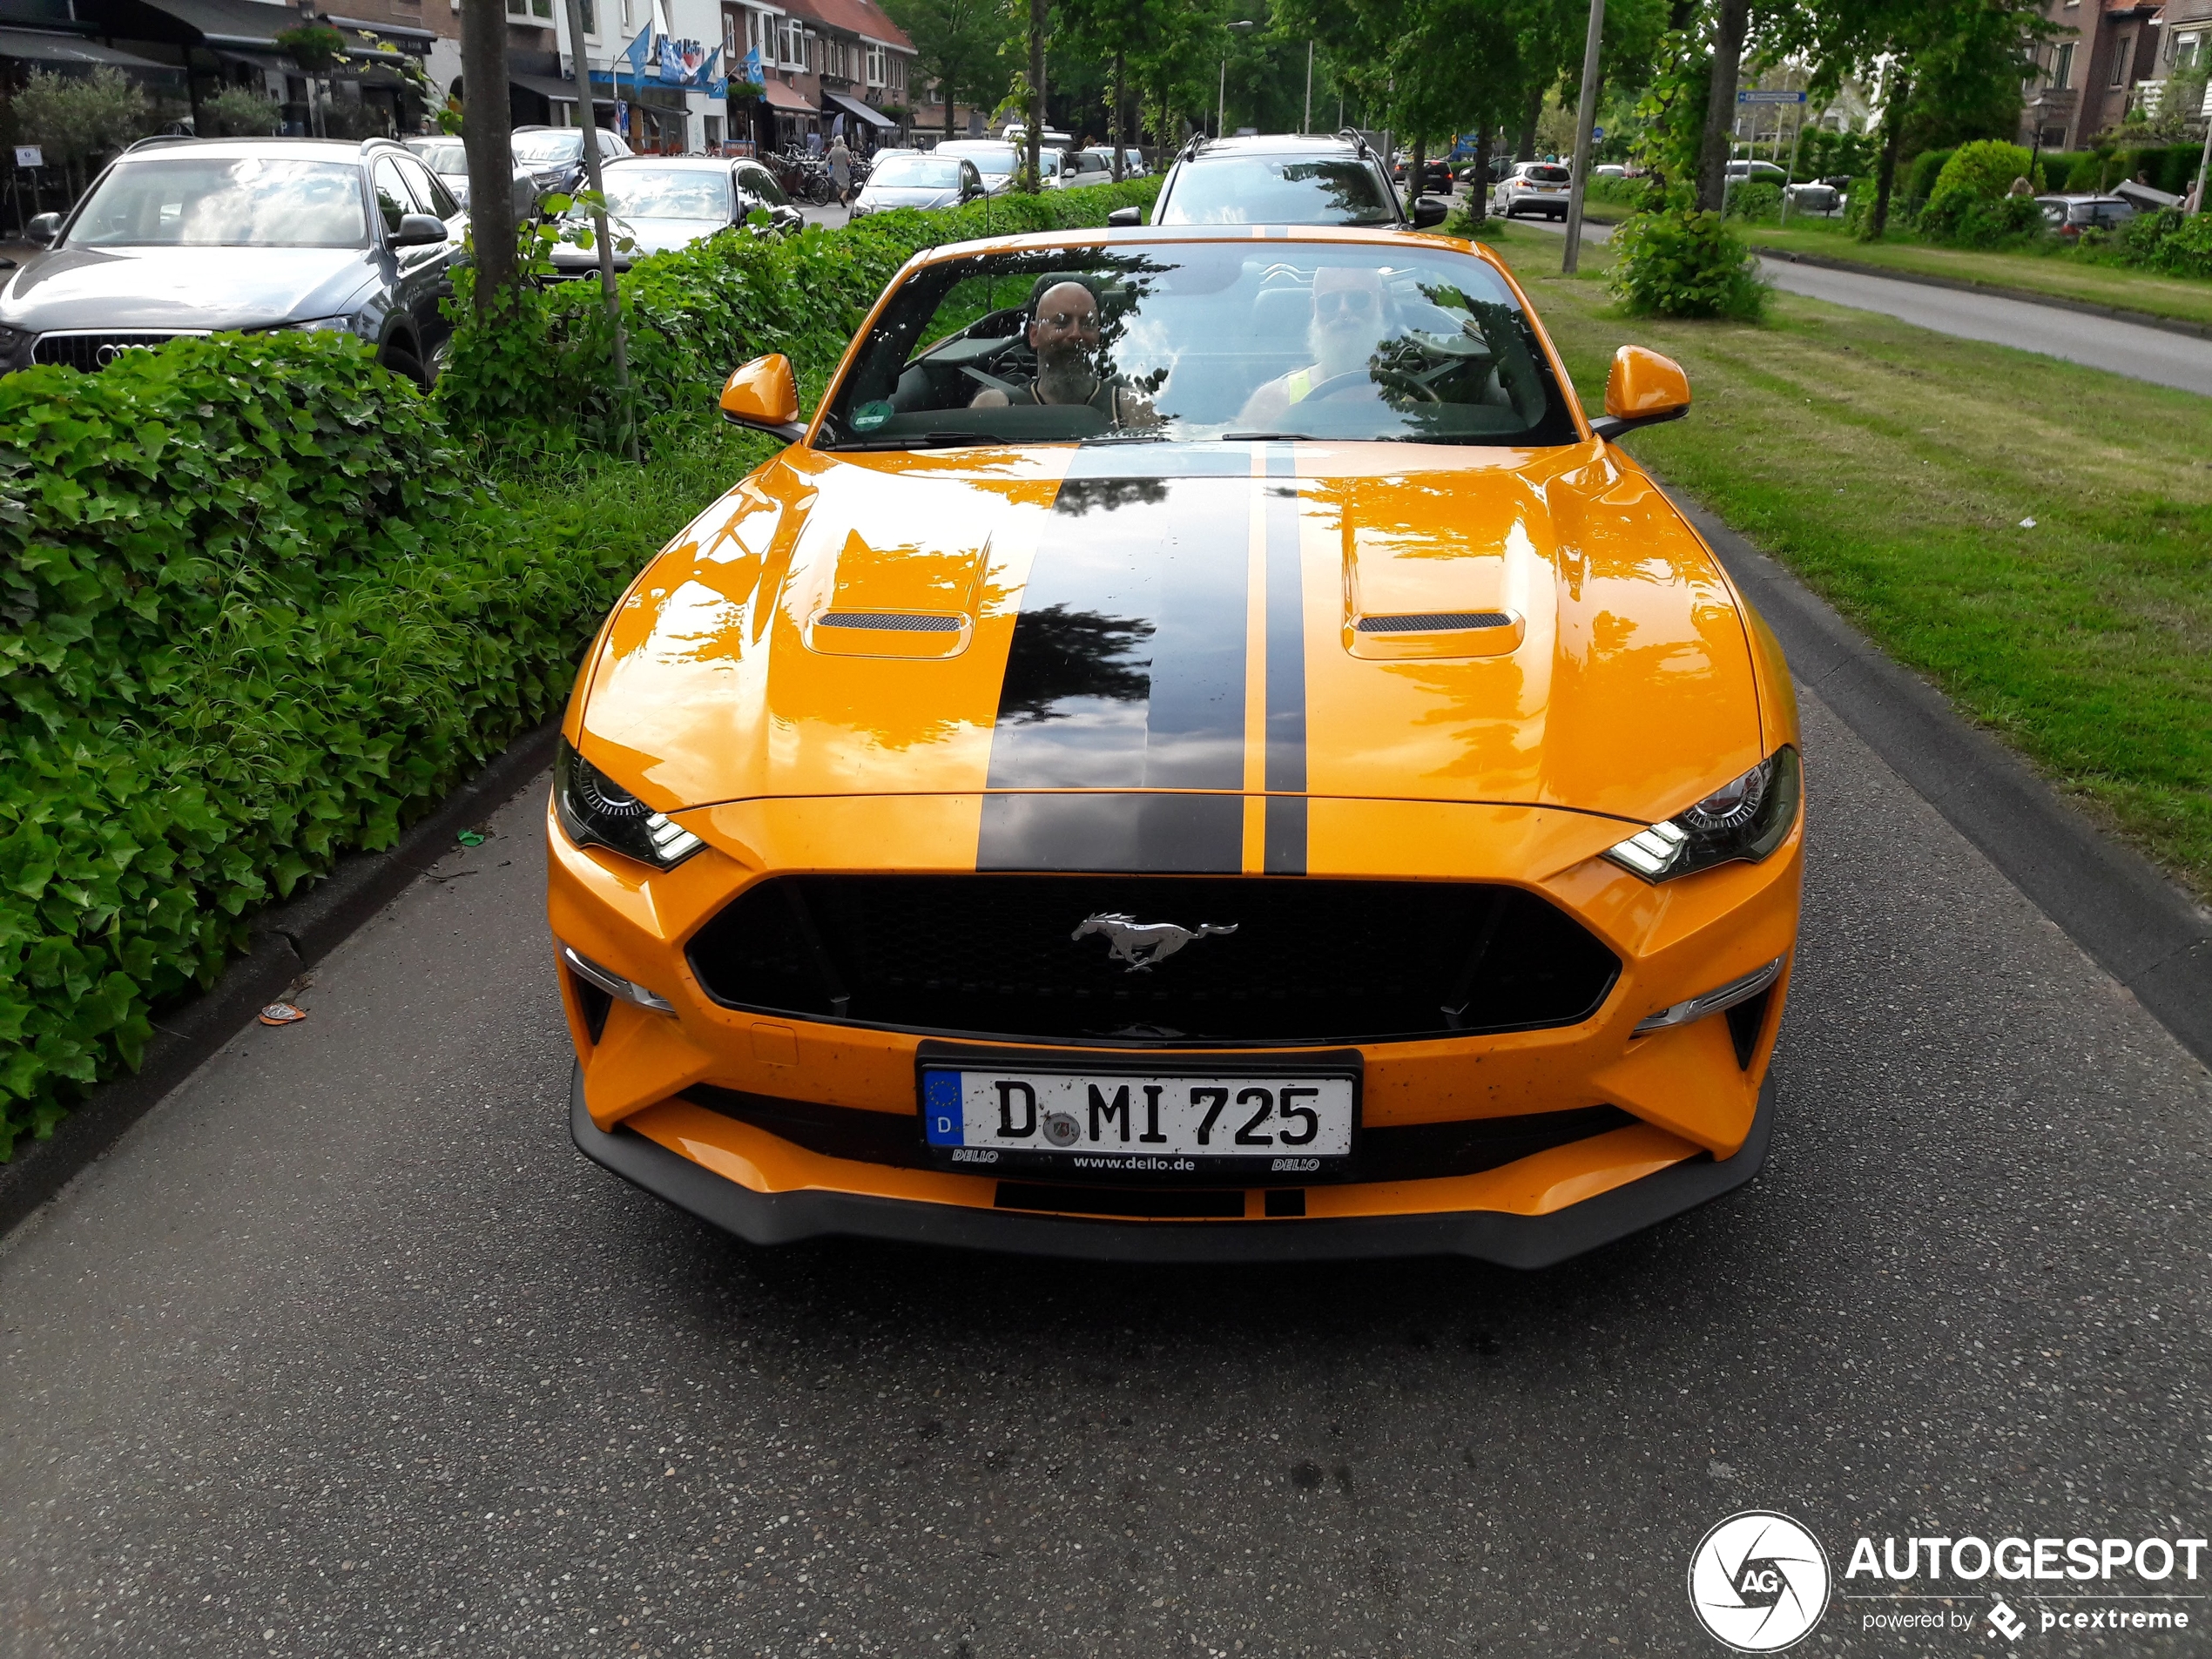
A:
[1236, 266, 1399, 430]
[969, 280, 1158, 427]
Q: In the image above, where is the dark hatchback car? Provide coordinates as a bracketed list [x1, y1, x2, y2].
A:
[1116, 132, 1448, 231]
[0, 136, 466, 386]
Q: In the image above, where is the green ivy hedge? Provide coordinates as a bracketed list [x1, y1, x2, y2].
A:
[0, 176, 1163, 1158]
[0, 334, 637, 1157]
[436, 176, 1163, 455]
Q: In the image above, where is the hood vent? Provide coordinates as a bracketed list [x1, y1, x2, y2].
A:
[1356, 611, 1514, 635]
[806, 609, 971, 659]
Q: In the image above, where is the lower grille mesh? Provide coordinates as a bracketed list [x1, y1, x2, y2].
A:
[685, 874, 1619, 1046]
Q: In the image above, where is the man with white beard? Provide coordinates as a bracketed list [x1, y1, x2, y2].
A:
[1235, 266, 1399, 431]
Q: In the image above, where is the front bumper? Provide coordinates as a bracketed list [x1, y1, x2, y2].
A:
[571, 1062, 1775, 1266]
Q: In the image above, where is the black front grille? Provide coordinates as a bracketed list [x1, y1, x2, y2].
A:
[685, 875, 1620, 1047]
[31, 332, 193, 372]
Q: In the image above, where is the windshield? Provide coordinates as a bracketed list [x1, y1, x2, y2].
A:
[873, 155, 962, 188]
[512, 131, 584, 163]
[412, 140, 468, 175]
[1159, 158, 1395, 226]
[1521, 165, 1571, 184]
[941, 144, 1017, 179]
[583, 167, 731, 219]
[68, 157, 368, 248]
[823, 243, 1578, 449]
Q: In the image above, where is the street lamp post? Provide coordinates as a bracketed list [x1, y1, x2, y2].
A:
[1218, 19, 1256, 137]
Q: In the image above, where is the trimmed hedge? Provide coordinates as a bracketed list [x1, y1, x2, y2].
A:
[0, 177, 1163, 1158]
[437, 177, 1162, 455]
[0, 335, 637, 1157]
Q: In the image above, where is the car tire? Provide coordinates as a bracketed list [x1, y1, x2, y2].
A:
[380, 340, 430, 392]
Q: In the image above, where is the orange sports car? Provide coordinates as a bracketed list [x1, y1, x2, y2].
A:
[550, 223, 1803, 1266]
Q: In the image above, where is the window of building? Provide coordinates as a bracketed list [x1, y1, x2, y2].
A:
[2175, 30, 2204, 69]
[2109, 34, 2129, 84]
[578, 0, 594, 32]
[2053, 40, 2074, 84]
[704, 114, 721, 147]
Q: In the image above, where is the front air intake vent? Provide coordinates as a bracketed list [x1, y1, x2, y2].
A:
[1356, 611, 1514, 634]
[685, 875, 1621, 1047]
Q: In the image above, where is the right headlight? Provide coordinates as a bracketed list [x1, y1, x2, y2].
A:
[553, 738, 704, 870]
[1603, 746, 1800, 883]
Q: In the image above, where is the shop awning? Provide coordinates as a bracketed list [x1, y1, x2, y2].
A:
[0, 25, 182, 71]
[321, 13, 435, 40]
[511, 71, 583, 105]
[757, 78, 813, 112]
[135, 0, 300, 48]
[824, 90, 895, 128]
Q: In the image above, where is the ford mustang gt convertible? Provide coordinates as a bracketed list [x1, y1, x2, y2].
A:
[550, 224, 1804, 1267]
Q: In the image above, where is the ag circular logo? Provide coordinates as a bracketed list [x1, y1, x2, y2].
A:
[1688, 1510, 1831, 1651]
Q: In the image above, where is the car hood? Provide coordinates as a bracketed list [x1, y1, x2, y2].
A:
[579, 442, 1764, 829]
[857, 185, 959, 208]
[0, 246, 380, 332]
[551, 217, 723, 264]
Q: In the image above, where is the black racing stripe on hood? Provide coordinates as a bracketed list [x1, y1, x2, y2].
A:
[979, 447, 1254, 873]
[977, 792, 1244, 873]
[1262, 445, 1306, 874]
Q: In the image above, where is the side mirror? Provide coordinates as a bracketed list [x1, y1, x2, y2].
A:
[390, 212, 448, 247]
[24, 212, 61, 247]
[720, 353, 806, 442]
[1589, 345, 1690, 442]
[1106, 205, 1142, 227]
[1410, 196, 1449, 229]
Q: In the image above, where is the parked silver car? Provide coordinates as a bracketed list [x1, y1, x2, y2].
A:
[547, 155, 801, 277]
[847, 152, 986, 219]
[1493, 160, 1573, 219]
[406, 136, 539, 220]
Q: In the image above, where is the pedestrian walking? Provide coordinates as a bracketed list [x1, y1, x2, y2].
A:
[828, 133, 853, 210]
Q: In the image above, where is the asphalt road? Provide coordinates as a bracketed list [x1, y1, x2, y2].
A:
[1520, 214, 2212, 396]
[3, 681, 2209, 1657]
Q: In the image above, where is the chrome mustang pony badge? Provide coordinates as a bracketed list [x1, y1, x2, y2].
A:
[1071, 913, 1238, 973]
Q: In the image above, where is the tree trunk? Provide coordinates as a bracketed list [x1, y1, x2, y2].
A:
[945, 74, 957, 140]
[459, 0, 517, 314]
[1469, 128, 1491, 222]
[1696, 0, 1750, 212]
[1869, 74, 1911, 239]
[1110, 48, 1124, 181]
[1408, 133, 1426, 204]
[1515, 84, 1541, 161]
[1025, 0, 1045, 192]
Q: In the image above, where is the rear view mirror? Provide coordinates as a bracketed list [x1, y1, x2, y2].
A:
[1106, 205, 1142, 228]
[720, 353, 806, 442]
[24, 212, 60, 247]
[1410, 196, 1449, 229]
[1589, 345, 1691, 442]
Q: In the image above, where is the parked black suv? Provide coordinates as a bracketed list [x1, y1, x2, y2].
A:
[1113, 132, 1449, 231]
[0, 136, 467, 386]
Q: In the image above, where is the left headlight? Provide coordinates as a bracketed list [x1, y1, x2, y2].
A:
[553, 738, 704, 870]
[0, 323, 30, 355]
[1604, 746, 1800, 883]
[289, 314, 376, 339]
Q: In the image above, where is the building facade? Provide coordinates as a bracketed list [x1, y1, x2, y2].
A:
[717, 0, 908, 151]
[2020, 0, 2194, 150]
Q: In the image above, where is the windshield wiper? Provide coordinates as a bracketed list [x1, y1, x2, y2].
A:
[1080, 430, 1171, 444]
[822, 430, 1008, 452]
[1221, 431, 1313, 442]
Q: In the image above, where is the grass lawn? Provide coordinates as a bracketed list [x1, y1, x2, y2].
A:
[1488, 222, 2212, 899]
[1735, 219, 2212, 330]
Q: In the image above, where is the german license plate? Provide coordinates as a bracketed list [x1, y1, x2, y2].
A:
[920, 1066, 1356, 1178]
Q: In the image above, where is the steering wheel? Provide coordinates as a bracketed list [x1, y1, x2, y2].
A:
[1305, 368, 1444, 405]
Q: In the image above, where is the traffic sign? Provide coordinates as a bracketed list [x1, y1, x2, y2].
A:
[14, 145, 42, 168]
[1738, 90, 1807, 104]
[1591, 126, 1604, 140]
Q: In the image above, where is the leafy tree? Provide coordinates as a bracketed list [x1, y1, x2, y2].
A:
[10, 68, 151, 199]
[882, 0, 1014, 140]
[198, 84, 281, 138]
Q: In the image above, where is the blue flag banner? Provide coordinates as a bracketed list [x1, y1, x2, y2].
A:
[624, 24, 651, 74]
